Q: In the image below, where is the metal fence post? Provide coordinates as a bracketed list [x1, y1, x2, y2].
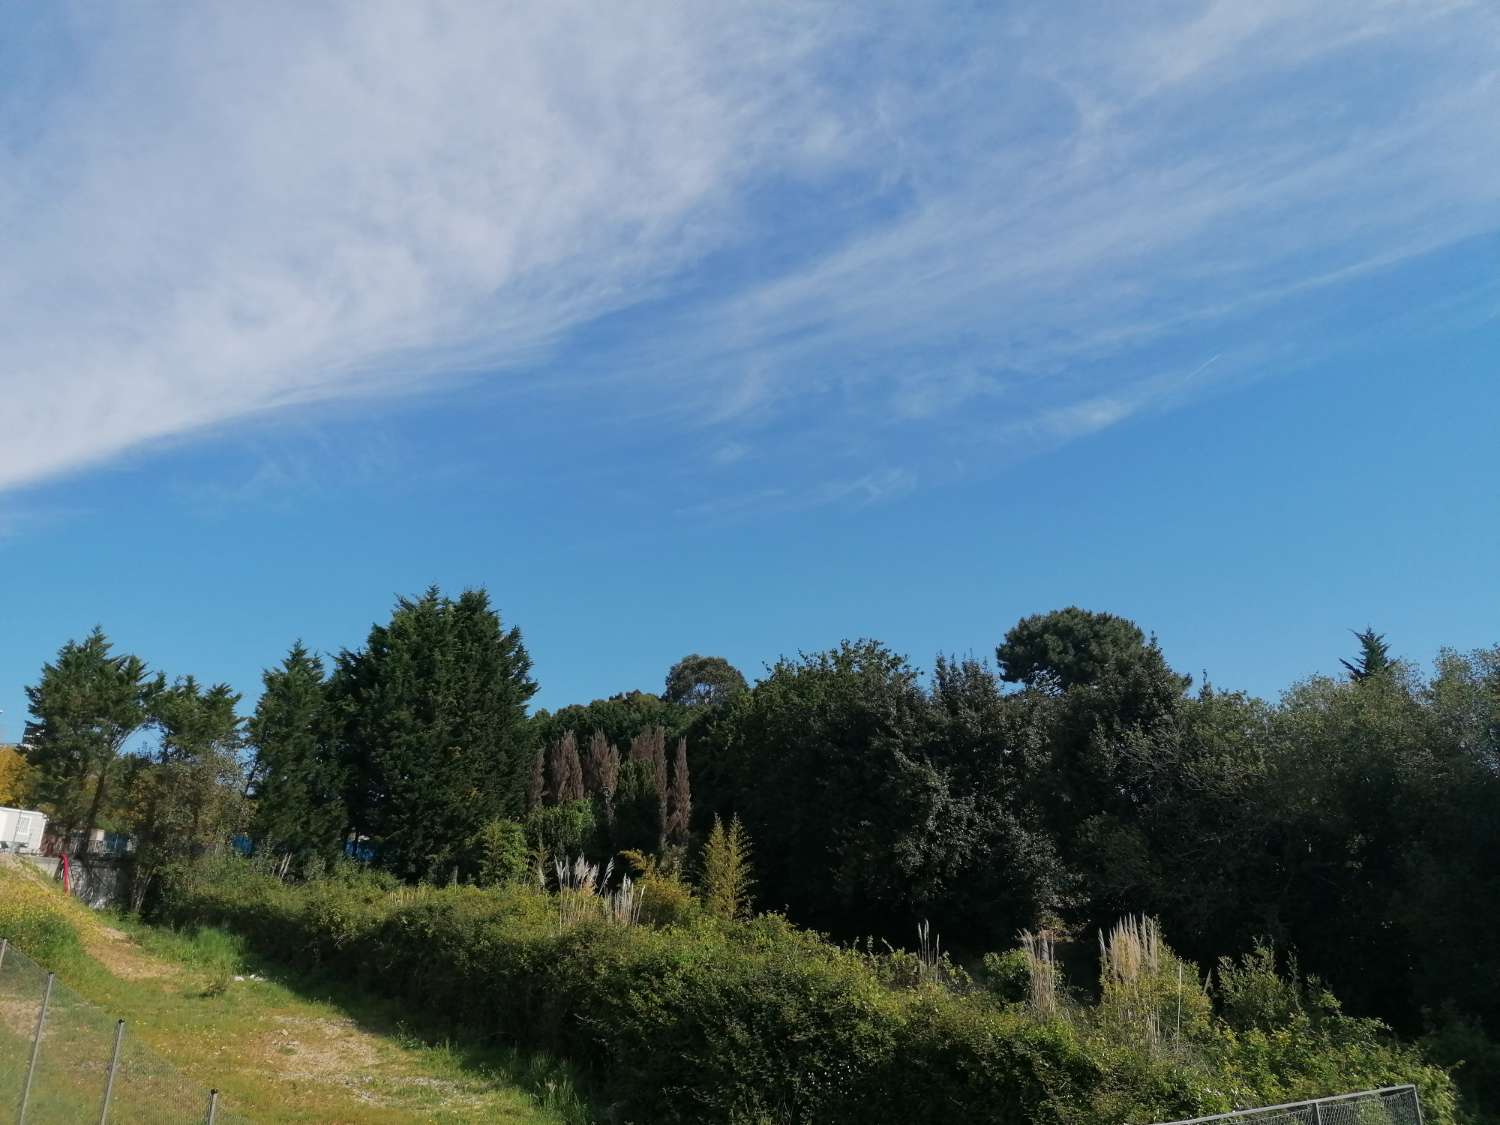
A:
[18, 972, 55, 1125]
[1411, 1083, 1425, 1125]
[1311, 1100, 1322, 1125]
[0, 936, 8, 972]
[98, 1019, 125, 1124]
[205, 1088, 219, 1124]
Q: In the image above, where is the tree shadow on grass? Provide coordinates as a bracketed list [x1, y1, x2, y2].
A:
[227, 941, 598, 1125]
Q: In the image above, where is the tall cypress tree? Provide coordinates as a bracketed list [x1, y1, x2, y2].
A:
[526, 746, 546, 812]
[548, 731, 585, 804]
[336, 587, 536, 881]
[615, 725, 670, 854]
[248, 643, 346, 863]
[666, 737, 692, 847]
[584, 730, 619, 797]
[24, 628, 160, 853]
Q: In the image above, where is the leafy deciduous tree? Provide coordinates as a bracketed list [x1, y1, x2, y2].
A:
[708, 640, 948, 935]
[664, 654, 748, 709]
[124, 676, 248, 905]
[999, 607, 1192, 842]
[0, 744, 32, 807]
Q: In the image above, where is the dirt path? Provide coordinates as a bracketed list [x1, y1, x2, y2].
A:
[83, 924, 182, 983]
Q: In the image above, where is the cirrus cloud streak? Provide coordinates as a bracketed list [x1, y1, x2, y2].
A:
[2, 1, 1497, 497]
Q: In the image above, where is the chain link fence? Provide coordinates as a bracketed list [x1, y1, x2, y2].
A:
[0, 937, 246, 1123]
[1153, 1084, 1424, 1125]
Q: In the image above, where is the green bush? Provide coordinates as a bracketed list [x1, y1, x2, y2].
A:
[1205, 998, 1457, 1120]
[635, 870, 698, 929]
[1424, 1012, 1500, 1123]
[980, 949, 1034, 1005]
[472, 818, 530, 887]
[525, 800, 596, 861]
[319, 856, 402, 892]
[619, 849, 700, 929]
[1216, 945, 1304, 1032]
[152, 858, 1459, 1125]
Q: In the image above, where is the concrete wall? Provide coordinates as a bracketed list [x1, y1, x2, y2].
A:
[6, 852, 125, 909]
[15, 853, 60, 879]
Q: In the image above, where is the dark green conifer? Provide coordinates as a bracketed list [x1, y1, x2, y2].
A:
[1341, 627, 1393, 682]
[249, 643, 345, 863]
[335, 587, 536, 880]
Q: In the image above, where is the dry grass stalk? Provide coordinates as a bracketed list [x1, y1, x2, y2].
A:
[1099, 914, 1163, 1048]
[392, 884, 432, 909]
[1018, 929, 1058, 1018]
[555, 854, 643, 928]
[916, 920, 942, 986]
[608, 872, 644, 926]
[554, 854, 610, 928]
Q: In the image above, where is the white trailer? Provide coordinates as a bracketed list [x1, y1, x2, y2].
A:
[0, 805, 48, 852]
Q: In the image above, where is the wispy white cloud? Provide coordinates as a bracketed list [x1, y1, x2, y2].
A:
[2, 1, 1497, 500]
[0, 2, 847, 491]
[673, 465, 915, 523]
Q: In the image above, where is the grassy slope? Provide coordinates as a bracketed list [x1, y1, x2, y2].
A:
[0, 860, 582, 1124]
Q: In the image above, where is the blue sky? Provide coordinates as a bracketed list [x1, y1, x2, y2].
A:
[1, 1, 1497, 735]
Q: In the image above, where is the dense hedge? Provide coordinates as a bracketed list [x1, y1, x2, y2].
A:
[153, 860, 1456, 1125]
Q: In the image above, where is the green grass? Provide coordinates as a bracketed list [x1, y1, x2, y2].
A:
[85, 917, 592, 1123]
[0, 863, 590, 1123]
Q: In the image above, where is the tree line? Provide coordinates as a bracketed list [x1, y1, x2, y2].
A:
[15, 590, 1500, 1112]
